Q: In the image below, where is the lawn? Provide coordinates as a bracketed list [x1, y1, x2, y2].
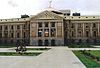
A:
[68, 44, 94, 48]
[73, 50, 100, 68]
[89, 51, 100, 57]
[0, 52, 41, 56]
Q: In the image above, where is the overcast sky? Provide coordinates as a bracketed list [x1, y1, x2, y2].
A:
[0, 0, 100, 19]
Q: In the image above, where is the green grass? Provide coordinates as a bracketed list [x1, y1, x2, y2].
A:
[0, 52, 41, 56]
[89, 51, 100, 57]
[68, 44, 94, 48]
[73, 51, 100, 68]
[27, 48, 50, 50]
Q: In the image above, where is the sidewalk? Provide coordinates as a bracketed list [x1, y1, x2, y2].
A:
[10, 47, 86, 68]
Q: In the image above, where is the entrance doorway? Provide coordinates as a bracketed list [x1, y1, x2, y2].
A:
[51, 39, 55, 46]
[38, 40, 42, 46]
[44, 40, 49, 46]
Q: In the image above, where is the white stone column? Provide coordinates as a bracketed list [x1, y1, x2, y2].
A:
[8, 25, 10, 38]
[20, 25, 23, 39]
[98, 23, 99, 37]
[56, 22, 57, 37]
[14, 25, 16, 38]
[62, 21, 64, 37]
[83, 23, 85, 38]
[75, 23, 78, 38]
[43, 22, 44, 37]
[2, 25, 4, 38]
[36, 22, 38, 37]
[49, 22, 51, 37]
[90, 23, 92, 38]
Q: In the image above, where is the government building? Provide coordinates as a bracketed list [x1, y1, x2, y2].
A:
[0, 8, 100, 46]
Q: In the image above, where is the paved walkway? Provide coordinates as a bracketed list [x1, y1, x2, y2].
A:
[0, 47, 86, 68]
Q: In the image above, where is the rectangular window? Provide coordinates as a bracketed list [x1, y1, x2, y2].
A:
[4, 26, 8, 30]
[93, 23, 96, 27]
[23, 32, 26, 38]
[38, 29, 42, 37]
[71, 23, 74, 28]
[23, 24, 26, 29]
[51, 22, 55, 27]
[38, 22, 42, 27]
[85, 23, 89, 28]
[44, 29, 49, 37]
[0, 32, 2, 38]
[86, 31, 89, 37]
[71, 31, 74, 37]
[45, 22, 49, 27]
[0, 26, 2, 30]
[78, 23, 82, 28]
[51, 28, 56, 37]
[11, 25, 13, 30]
[17, 25, 20, 29]
[17, 33, 20, 38]
[4, 33, 8, 38]
[11, 33, 13, 38]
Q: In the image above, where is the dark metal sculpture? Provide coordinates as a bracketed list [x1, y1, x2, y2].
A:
[15, 39, 27, 54]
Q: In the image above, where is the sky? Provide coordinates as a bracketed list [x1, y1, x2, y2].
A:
[0, 0, 100, 19]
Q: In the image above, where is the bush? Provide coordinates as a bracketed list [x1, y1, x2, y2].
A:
[96, 57, 100, 61]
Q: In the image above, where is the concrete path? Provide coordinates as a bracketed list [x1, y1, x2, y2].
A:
[0, 47, 86, 68]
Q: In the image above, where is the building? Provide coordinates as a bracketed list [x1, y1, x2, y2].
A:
[0, 9, 100, 46]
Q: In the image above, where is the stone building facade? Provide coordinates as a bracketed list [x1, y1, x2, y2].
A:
[0, 10, 100, 46]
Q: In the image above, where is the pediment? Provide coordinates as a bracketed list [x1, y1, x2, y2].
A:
[31, 11, 63, 20]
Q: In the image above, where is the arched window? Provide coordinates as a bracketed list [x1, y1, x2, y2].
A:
[93, 31, 96, 37]
[38, 40, 42, 46]
[93, 23, 96, 27]
[44, 39, 49, 46]
[86, 31, 89, 37]
[51, 39, 55, 46]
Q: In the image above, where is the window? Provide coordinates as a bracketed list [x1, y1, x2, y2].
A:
[71, 23, 74, 28]
[65, 23, 67, 28]
[23, 24, 26, 29]
[38, 40, 42, 46]
[78, 31, 82, 37]
[23, 32, 26, 38]
[38, 22, 42, 27]
[44, 29, 49, 37]
[0, 26, 2, 30]
[51, 22, 55, 27]
[51, 39, 55, 46]
[93, 23, 96, 27]
[4, 33, 8, 38]
[86, 31, 89, 37]
[17, 33, 20, 38]
[11, 25, 13, 29]
[4, 26, 8, 30]
[11, 33, 14, 38]
[38, 29, 42, 37]
[71, 31, 74, 37]
[10, 40, 14, 43]
[0, 33, 1, 37]
[44, 39, 49, 46]
[85, 23, 89, 28]
[51, 28, 56, 37]
[45, 22, 49, 27]
[93, 31, 96, 37]
[78, 23, 82, 28]
[17, 25, 20, 29]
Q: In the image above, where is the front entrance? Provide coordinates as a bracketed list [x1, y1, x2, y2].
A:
[44, 40, 49, 46]
[51, 39, 55, 46]
[38, 40, 43, 46]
